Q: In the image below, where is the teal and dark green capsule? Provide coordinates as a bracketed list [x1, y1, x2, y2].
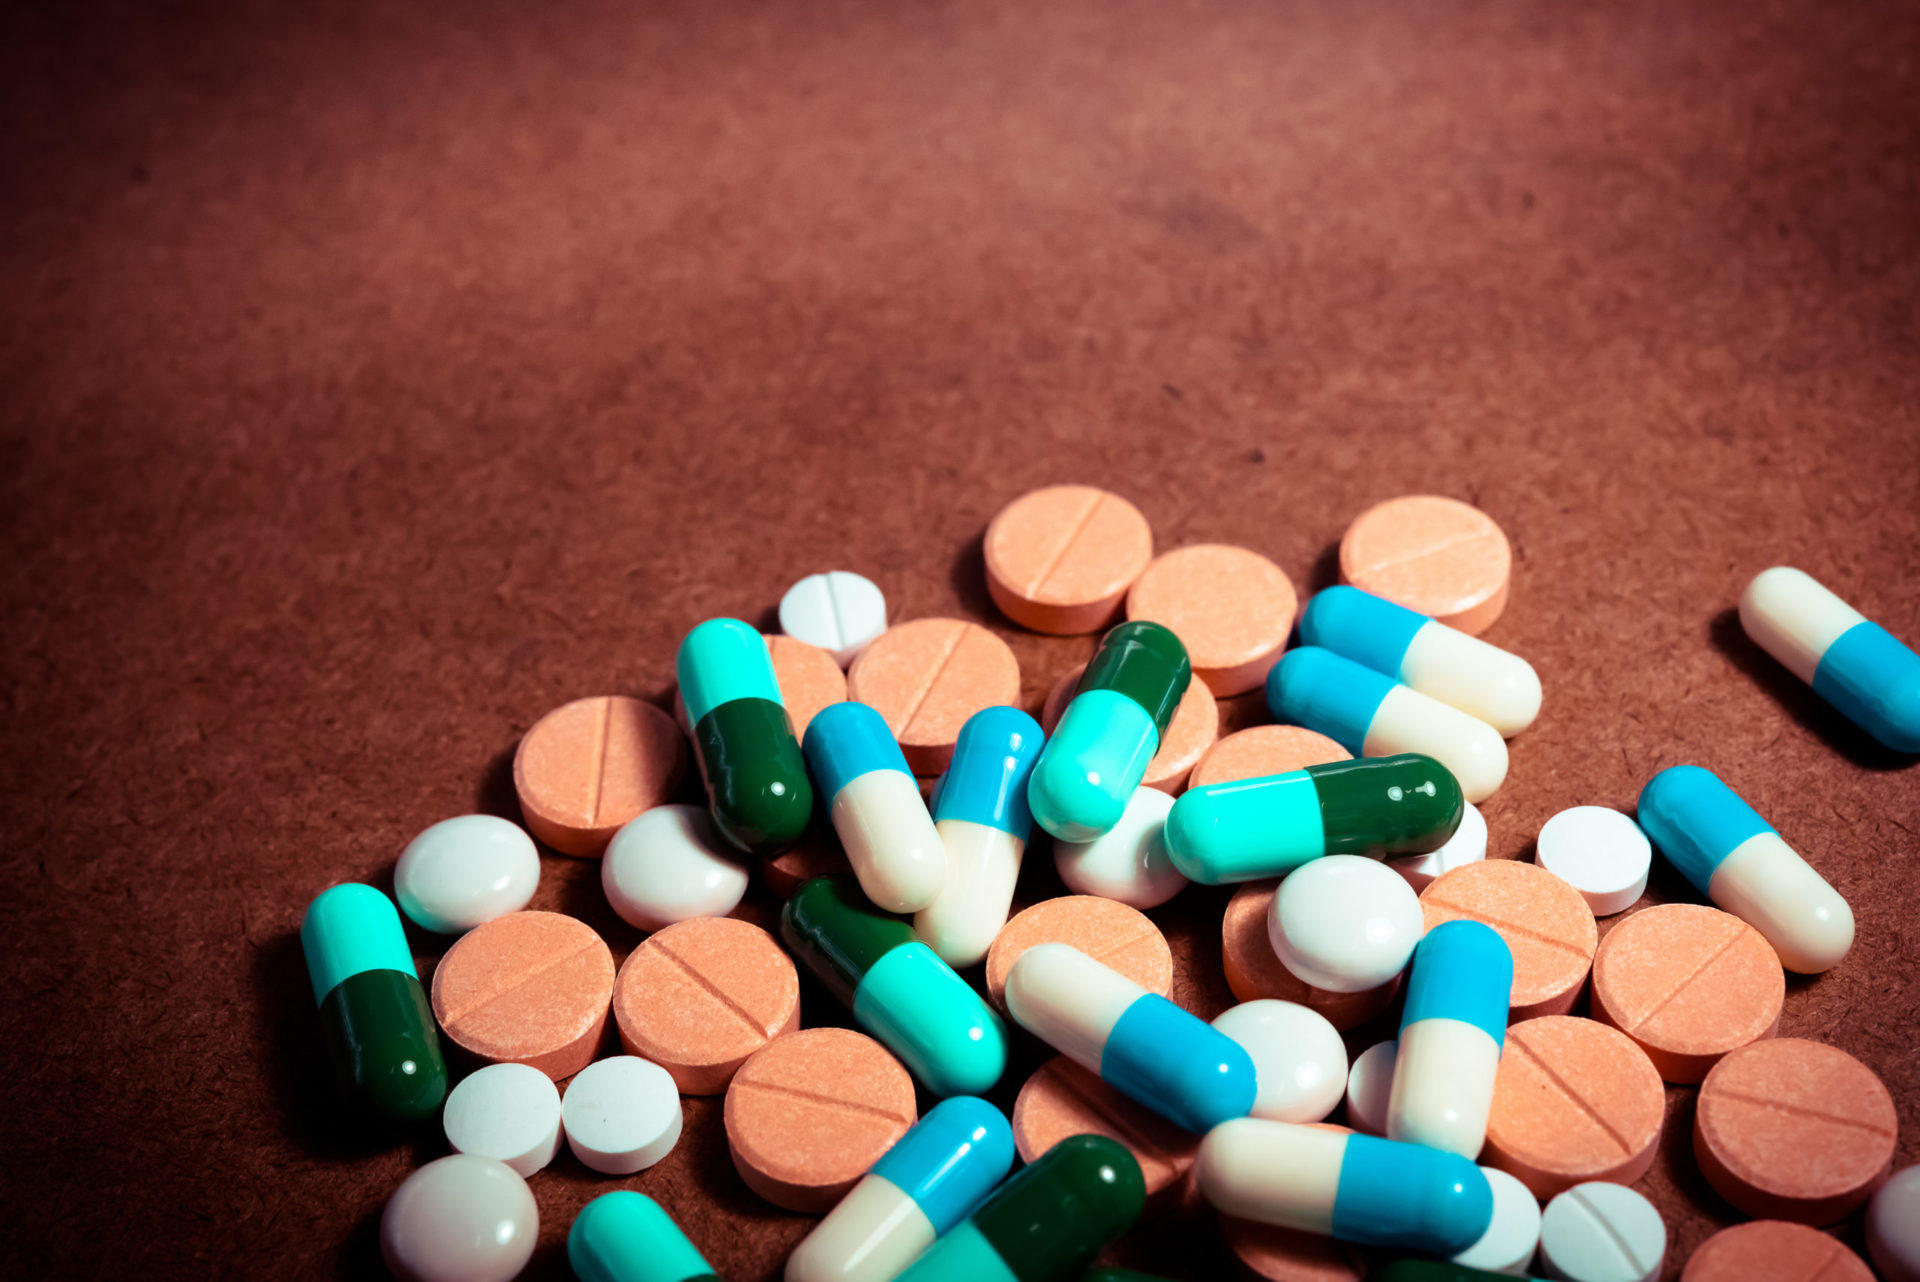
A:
[569, 1191, 719, 1282]
[677, 617, 814, 857]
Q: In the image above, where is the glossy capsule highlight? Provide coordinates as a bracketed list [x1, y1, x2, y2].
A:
[1387, 920, 1511, 1159]
[805, 701, 946, 913]
[1740, 566, 1920, 753]
[781, 876, 1007, 1096]
[1163, 753, 1463, 885]
[678, 617, 814, 857]
[569, 1191, 718, 1282]
[915, 706, 1045, 966]
[301, 883, 447, 1126]
[1029, 621, 1190, 842]
[786, 1096, 1015, 1282]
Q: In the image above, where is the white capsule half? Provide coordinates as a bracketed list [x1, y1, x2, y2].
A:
[1708, 832, 1854, 975]
[833, 769, 947, 914]
[1739, 566, 1865, 685]
[1400, 622, 1543, 737]
[1363, 683, 1509, 803]
[785, 1173, 934, 1282]
[1003, 942, 1140, 1070]
[1389, 1017, 1503, 1159]
[914, 818, 1024, 967]
[1198, 1117, 1345, 1234]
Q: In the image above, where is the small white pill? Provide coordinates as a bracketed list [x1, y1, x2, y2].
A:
[380, 1154, 537, 1282]
[1538, 1182, 1665, 1282]
[1211, 999, 1347, 1123]
[602, 804, 749, 932]
[562, 1056, 683, 1175]
[1053, 785, 1188, 909]
[1268, 854, 1423, 993]
[1388, 800, 1486, 890]
[1455, 1165, 1542, 1275]
[1344, 1038, 1396, 1135]
[1535, 805, 1651, 917]
[394, 815, 540, 935]
[1870, 1165, 1920, 1282]
[442, 1063, 564, 1177]
[779, 571, 888, 667]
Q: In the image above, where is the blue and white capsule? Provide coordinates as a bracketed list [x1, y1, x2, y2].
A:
[915, 707, 1045, 967]
[1740, 567, 1920, 754]
[1268, 647, 1508, 803]
[786, 1096, 1015, 1282]
[1387, 920, 1511, 1159]
[1198, 1118, 1494, 1256]
[1004, 942, 1256, 1133]
[805, 701, 947, 914]
[1300, 586, 1542, 737]
[1637, 764, 1854, 974]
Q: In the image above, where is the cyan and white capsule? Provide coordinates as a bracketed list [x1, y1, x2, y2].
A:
[1387, 920, 1512, 1160]
[805, 702, 947, 914]
[1740, 567, 1920, 754]
[1637, 764, 1854, 973]
[1269, 646, 1508, 802]
[786, 1096, 1015, 1282]
[569, 1191, 718, 1282]
[915, 707, 1044, 967]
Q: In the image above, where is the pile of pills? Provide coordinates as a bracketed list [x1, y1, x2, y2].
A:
[297, 485, 1920, 1282]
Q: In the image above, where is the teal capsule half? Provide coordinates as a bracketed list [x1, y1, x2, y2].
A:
[677, 617, 814, 857]
[569, 1191, 719, 1282]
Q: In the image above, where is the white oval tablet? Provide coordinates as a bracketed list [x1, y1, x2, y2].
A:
[394, 815, 540, 935]
[1388, 800, 1486, 890]
[562, 1055, 683, 1175]
[1455, 1165, 1542, 1275]
[1869, 1165, 1920, 1282]
[1345, 1038, 1397, 1135]
[602, 804, 749, 933]
[779, 571, 887, 667]
[442, 1063, 564, 1177]
[1538, 1182, 1665, 1282]
[380, 1154, 537, 1282]
[1535, 806, 1651, 917]
[1268, 854, 1423, 992]
[1211, 999, 1348, 1123]
[1053, 786, 1188, 909]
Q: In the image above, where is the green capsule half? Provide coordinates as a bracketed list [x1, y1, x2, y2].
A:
[569, 1191, 719, 1282]
[678, 618, 814, 857]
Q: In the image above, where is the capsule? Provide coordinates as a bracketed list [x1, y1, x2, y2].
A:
[914, 707, 1045, 966]
[1387, 920, 1511, 1159]
[1269, 647, 1508, 803]
[1300, 586, 1542, 737]
[1740, 567, 1920, 754]
[1198, 1118, 1494, 1256]
[894, 1134, 1145, 1282]
[569, 1191, 718, 1282]
[301, 883, 447, 1126]
[781, 876, 1007, 1096]
[1029, 622, 1191, 842]
[786, 1096, 1015, 1282]
[804, 701, 947, 913]
[1637, 765, 1854, 973]
[1163, 754, 1463, 885]
[1004, 942, 1256, 1133]
[677, 617, 814, 857]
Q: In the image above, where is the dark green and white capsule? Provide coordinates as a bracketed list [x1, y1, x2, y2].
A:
[677, 617, 814, 857]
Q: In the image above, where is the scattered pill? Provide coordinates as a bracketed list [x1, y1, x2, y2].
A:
[1192, 724, 1351, 790]
[845, 617, 1022, 774]
[394, 815, 540, 935]
[570, 1191, 718, 1282]
[1340, 495, 1512, 636]
[1221, 1212, 1366, 1282]
[1637, 764, 1854, 973]
[1420, 859, 1597, 1020]
[514, 694, 689, 857]
[1868, 1166, 1920, 1282]
[1212, 999, 1348, 1123]
[430, 909, 615, 1080]
[1694, 1037, 1897, 1225]
[1042, 659, 1219, 793]
[678, 617, 814, 857]
[1011, 1055, 1200, 1207]
[1482, 1016, 1664, 1199]
[1269, 854, 1424, 992]
[983, 484, 1154, 635]
[985, 894, 1173, 1010]
[1389, 799, 1487, 890]
[1534, 806, 1650, 917]
[1126, 543, 1298, 696]
[1221, 880, 1400, 1030]
[601, 803, 750, 932]
[1344, 1039, 1398, 1135]
[1053, 785, 1188, 909]
[1589, 903, 1782, 1084]
[767, 634, 848, 739]
[915, 706, 1044, 965]
[380, 1154, 537, 1282]
[1740, 565, 1920, 753]
[441, 1062, 563, 1177]
[612, 916, 800, 1094]
[1453, 1166, 1541, 1276]
[780, 570, 888, 667]
[1389, 920, 1511, 1159]
[1682, 1220, 1874, 1282]
[1537, 1183, 1665, 1282]
[562, 1055, 683, 1175]
[804, 700, 947, 913]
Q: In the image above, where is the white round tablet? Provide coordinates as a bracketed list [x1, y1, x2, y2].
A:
[1455, 1165, 1542, 1275]
[380, 1154, 537, 1282]
[562, 1055, 683, 1175]
[602, 804, 749, 933]
[1211, 999, 1348, 1123]
[1538, 1182, 1665, 1282]
[1268, 854, 1424, 992]
[779, 571, 887, 667]
[1389, 800, 1487, 890]
[1535, 806, 1651, 917]
[442, 1063, 564, 1177]
[1869, 1165, 1920, 1282]
[394, 815, 540, 935]
[1345, 1038, 1397, 1135]
[1053, 786, 1188, 909]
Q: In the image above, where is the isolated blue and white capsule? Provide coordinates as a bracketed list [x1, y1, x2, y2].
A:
[914, 707, 1045, 967]
[1740, 567, 1920, 754]
[1387, 920, 1512, 1159]
[805, 701, 947, 914]
[1637, 765, 1854, 974]
[1268, 647, 1508, 802]
[1004, 942, 1256, 1133]
[1198, 1118, 1494, 1256]
[1300, 586, 1542, 737]
[786, 1096, 1016, 1282]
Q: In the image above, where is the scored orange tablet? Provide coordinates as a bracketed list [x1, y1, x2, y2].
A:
[430, 910, 616, 1080]
[1483, 1015, 1665, 1199]
[1420, 859, 1597, 1019]
[1127, 544, 1298, 697]
[612, 916, 800, 1095]
[514, 695, 687, 856]
[984, 485, 1154, 635]
[845, 618, 1020, 774]
[1341, 495, 1512, 636]
[984, 895, 1172, 1010]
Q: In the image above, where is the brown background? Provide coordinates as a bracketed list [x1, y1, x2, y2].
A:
[4, 0, 1918, 1277]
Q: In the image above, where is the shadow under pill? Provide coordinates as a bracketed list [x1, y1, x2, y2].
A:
[949, 532, 998, 621]
[472, 742, 522, 822]
[1304, 539, 1343, 596]
[333, 1205, 385, 1281]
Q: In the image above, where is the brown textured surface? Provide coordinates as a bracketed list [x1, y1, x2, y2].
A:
[4, 0, 1920, 1277]
[1680, 1220, 1875, 1282]
[612, 917, 800, 1096]
[1422, 857, 1601, 1019]
[1484, 1015, 1667, 1199]
[1042, 660, 1220, 792]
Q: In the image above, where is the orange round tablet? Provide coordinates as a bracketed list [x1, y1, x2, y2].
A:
[1421, 859, 1597, 1019]
[1681, 1220, 1875, 1282]
[1695, 1037, 1897, 1225]
[1042, 662, 1219, 793]
[1221, 1213, 1367, 1282]
[1341, 495, 1512, 635]
[724, 1028, 917, 1213]
[846, 618, 1021, 774]
[514, 695, 688, 856]
[1591, 904, 1784, 1084]
[1126, 545, 1298, 697]
[612, 917, 800, 1095]
[1192, 726, 1351, 790]
[430, 910, 615, 1080]
[766, 634, 846, 740]
[1013, 1056, 1199, 1206]
[1220, 880, 1399, 1031]
[1483, 1015, 1666, 1199]
[985, 895, 1172, 1010]
[984, 485, 1154, 635]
